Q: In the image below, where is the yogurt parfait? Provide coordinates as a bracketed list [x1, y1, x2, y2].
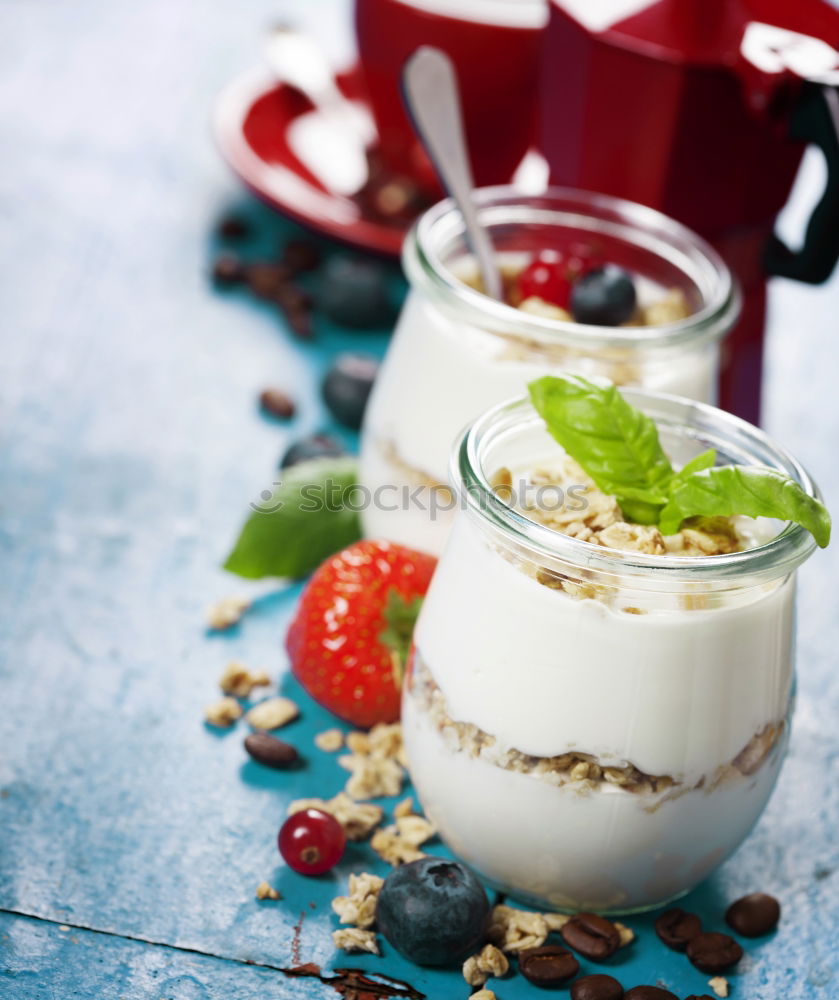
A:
[402, 376, 829, 913]
[359, 187, 740, 554]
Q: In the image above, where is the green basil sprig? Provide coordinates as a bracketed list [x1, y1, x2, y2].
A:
[528, 375, 830, 547]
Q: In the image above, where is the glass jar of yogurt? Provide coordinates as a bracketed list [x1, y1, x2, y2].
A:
[359, 187, 740, 555]
[403, 390, 820, 914]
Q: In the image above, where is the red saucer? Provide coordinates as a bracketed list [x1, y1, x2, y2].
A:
[214, 65, 411, 257]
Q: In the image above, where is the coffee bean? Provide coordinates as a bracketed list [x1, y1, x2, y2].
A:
[725, 892, 780, 937]
[283, 239, 321, 273]
[244, 733, 300, 769]
[570, 973, 624, 1000]
[285, 306, 314, 341]
[654, 907, 703, 951]
[246, 262, 292, 300]
[259, 388, 295, 420]
[561, 913, 621, 961]
[218, 215, 250, 240]
[625, 987, 678, 1000]
[518, 945, 579, 986]
[212, 254, 245, 287]
[686, 931, 743, 973]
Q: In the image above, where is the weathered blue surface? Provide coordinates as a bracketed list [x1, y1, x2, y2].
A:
[1, 0, 839, 997]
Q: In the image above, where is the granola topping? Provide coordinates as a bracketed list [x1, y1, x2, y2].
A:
[314, 728, 344, 752]
[487, 904, 550, 953]
[255, 881, 281, 901]
[204, 697, 242, 728]
[219, 660, 271, 698]
[205, 594, 251, 630]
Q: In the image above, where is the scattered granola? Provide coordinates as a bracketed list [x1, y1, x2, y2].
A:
[332, 927, 380, 955]
[615, 921, 635, 947]
[394, 815, 436, 848]
[471, 991, 497, 1000]
[462, 944, 510, 986]
[393, 796, 415, 819]
[288, 792, 383, 841]
[339, 752, 404, 800]
[204, 697, 242, 728]
[255, 881, 281, 901]
[709, 976, 730, 998]
[331, 872, 384, 929]
[542, 912, 570, 932]
[246, 697, 299, 731]
[206, 595, 251, 630]
[487, 904, 549, 953]
[315, 728, 344, 752]
[370, 827, 426, 866]
[219, 660, 271, 698]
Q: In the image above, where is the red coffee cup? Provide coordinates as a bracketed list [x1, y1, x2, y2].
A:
[354, 0, 547, 191]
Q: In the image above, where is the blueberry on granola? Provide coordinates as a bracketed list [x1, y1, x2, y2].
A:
[570, 265, 636, 326]
[375, 857, 489, 965]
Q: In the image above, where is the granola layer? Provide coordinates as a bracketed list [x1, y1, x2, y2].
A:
[408, 655, 783, 800]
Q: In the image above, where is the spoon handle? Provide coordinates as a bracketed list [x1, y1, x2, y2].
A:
[402, 47, 503, 300]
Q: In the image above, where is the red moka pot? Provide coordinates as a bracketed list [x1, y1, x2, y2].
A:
[540, 0, 839, 422]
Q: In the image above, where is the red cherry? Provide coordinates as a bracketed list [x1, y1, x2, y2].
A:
[517, 250, 571, 308]
[566, 242, 606, 282]
[278, 808, 346, 875]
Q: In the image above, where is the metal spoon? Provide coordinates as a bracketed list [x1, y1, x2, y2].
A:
[401, 47, 503, 300]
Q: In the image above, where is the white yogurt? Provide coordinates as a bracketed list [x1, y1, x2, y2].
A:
[403, 512, 796, 912]
[360, 290, 718, 554]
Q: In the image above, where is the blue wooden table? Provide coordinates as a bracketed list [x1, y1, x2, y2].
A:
[1, 1, 838, 997]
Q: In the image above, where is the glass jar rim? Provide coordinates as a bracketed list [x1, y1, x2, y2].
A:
[405, 185, 741, 353]
[454, 390, 821, 586]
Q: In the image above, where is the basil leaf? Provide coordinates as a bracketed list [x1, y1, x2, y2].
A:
[659, 465, 831, 547]
[528, 374, 674, 522]
[223, 457, 362, 579]
[670, 448, 717, 489]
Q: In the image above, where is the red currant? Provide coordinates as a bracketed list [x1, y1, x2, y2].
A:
[278, 808, 346, 875]
[517, 249, 571, 308]
[566, 242, 606, 282]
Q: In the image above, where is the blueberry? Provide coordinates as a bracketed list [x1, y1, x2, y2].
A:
[321, 353, 379, 430]
[376, 857, 490, 966]
[318, 256, 396, 328]
[280, 434, 345, 469]
[570, 265, 637, 326]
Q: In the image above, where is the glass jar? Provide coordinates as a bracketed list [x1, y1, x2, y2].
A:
[402, 390, 820, 914]
[359, 187, 740, 555]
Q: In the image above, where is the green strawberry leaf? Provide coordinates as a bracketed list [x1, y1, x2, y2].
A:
[223, 457, 362, 579]
[528, 374, 674, 523]
[659, 465, 831, 547]
[379, 590, 425, 689]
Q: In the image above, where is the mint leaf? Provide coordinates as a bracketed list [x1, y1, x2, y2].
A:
[659, 466, 831, 547]
[528, 374, 674, 524]
[223, 457, 362, 579]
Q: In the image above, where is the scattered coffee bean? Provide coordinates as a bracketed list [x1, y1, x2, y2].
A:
[285, 306, 314, 341]
[725, 892, 780, 937]
[283, 239, 321, 273]
[244, 733, 300, 769]
[276, 283, 312, 312]
[686, 932, 743, 974]
[212, 254, 245, 287]
[624, 987, 678, 1000]
[280, 434, 345, 469]
[246, 262, 292, 300]
[561, 912, 621, 962]
[259, 388, 295, 420]
[319, 256, 395, 328]
[570, 973, 624, 1000]
[321, 353, 379, 430]
[518, 945, 579, 986]
[654, 907, 703, 952]
[218, 214, 250, 240]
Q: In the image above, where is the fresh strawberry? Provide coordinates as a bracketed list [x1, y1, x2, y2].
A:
[285, 539, 437, 728]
